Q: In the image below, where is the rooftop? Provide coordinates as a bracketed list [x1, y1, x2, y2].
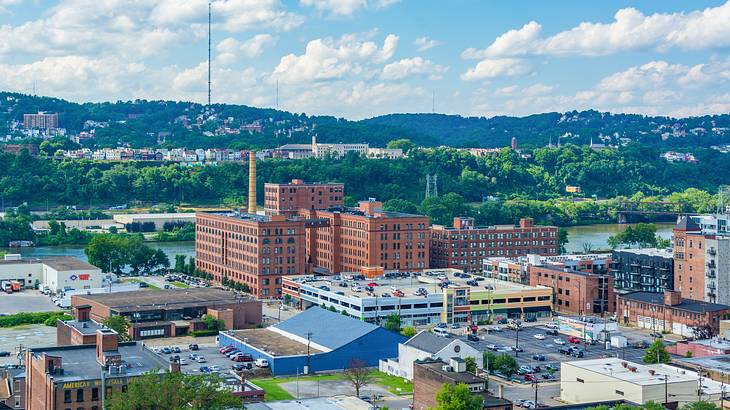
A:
[613, 248, 674, 258]
[678, 355, 730, 373]
[29, 342, 168, 382]
[564, 358, 697, 386]
[226, 328, 323, 357]
[0, 256, 99, 271]
[619, 292, 730, 313]
[676, 215, 702, 231]
[113, 212, 196, 219]
[61, 319, 104, 335]
[404, 330, 453, 353]
[316, 206, 426, 219]
[73, 287, 253, 312]
[415, 359, 487, 384]
[246, 396, 371, 410]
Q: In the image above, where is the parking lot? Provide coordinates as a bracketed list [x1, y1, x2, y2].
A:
[148, 340, 271, 377]
[0, 291, 60, 314]
[465, 325, 650, 383]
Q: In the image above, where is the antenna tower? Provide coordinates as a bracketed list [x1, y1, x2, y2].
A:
[425, 174, 438, 198]
[718, 185, 730, 215]
[207, 1, 212, 108]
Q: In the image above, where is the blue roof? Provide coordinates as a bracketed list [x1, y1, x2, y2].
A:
[273, 306, 380, 350]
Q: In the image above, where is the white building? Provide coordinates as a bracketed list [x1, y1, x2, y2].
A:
[0, 255, 102, 292]
[560, 358, 723, 405]
[112, 212, 196, 231]
[379, 330, 483, 380]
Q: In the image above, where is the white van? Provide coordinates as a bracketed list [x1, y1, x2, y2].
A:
[254, 358, 270, 368]
[432, 327, 450, 337]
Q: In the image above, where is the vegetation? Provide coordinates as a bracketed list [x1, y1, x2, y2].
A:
[343, 358, 372, 397]
[464, 356, 477, 373]
[681, 402, 720, 410]
[201, 314, 225, 332]
[482, 351, 498, 372]
[383, 314, 402, 332]
[494, 353, 519, 377]
[190, 330, 220, 337]
[401, 326, 417, 338]
[102, 315, 130, 338]
[43, 313, 73, 326]
[643, 340, 670, 364]
[84, 234, 169, 274]
[587, 401, 718, 410]
[369, 370, 413, 394]
[608, 223, 671, 249]
[155, 222, 195, 241]
[106, 371, 243, 410]
[433, 383, 484, 410]
[0, 311, 67, 328]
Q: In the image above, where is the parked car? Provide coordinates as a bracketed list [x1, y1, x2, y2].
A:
[650, 332, 663, 339]
[545, 364, 559, 372]
[533, 365, 542, 373]
[209, 365, 222, 372]
[138, 282, 148, 288]
[467, 334, 480, 342]
[497, 318, 508, 324]
[533, 334, 545, 340]
[199, 366, 211, 373]
[522, 400, 536, 409]
[189, 353, 199, 360]
[161, 347, 172, 354]
[558, 346, 572, 355]
[189, 343, 199, 351]
[451, 323, 460, 329]
[568, 336, 581, 344]
[219, 345, 235, 354]
[546, 329, 559, 336]
[179, 358, 188, 366]
[171, 346, 181, 353]
[491, 326, 502, 332]
[524, 374, 536, 382]
[196, 356, 207, 363]
[232, 353, 253, 362]
[254, 358, 270, 368]
[519, 365, 532, 374]
[570, 348, 584, 358]
[553, 338, 566, 345]
[544, 323, 558, 329]
[232, 363, 253, 371]
[435, 323, 447, 329]
[0, 351, 10, 357]
[541, 373, 552, 379]
[532, 354, 545, 361]
[485, 344, 497, 351]
[524, 316, 537, 323]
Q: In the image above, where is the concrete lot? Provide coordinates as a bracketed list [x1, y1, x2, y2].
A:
[0, 324, 57, 366]
[279, 379, 392, 401]
[0, 291, 60, 314]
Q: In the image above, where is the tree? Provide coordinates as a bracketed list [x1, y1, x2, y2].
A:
[343, 359, 373, 397]
[401, 326, 417, 338]
[681, 402, 720, 410]
[107, 371, 243, 410]
[174, 255, 187, 273]
[434, 383, 483, 410]
[464, 356, 477, 373]
[643, 339, 670, 364]
[102, 315, 130, 339]
[558, 228, 569, 254]
[494, 353, 519, 376]
[383, 314, 402, 332]
[386, 138, 416, 153]
[201, 314, 225, 331]
[482, 351, 497, 372]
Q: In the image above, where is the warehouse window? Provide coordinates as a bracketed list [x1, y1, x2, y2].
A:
[576, 378, 584, 383]
[615, 390, 624, 396]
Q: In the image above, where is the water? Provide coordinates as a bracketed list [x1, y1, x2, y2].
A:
[562, 222, 675, 253]
[2, 241, 196, 264]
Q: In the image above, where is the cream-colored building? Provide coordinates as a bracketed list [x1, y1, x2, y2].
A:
[112, 212, 196, 231]
[0, 255, 102, 292]
[561, 358, 723, 405]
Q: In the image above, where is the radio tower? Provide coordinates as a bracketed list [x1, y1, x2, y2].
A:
[207, 0, 212, 108]
[425, 174, 438, 198]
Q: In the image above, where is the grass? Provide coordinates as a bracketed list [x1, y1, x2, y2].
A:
[171, 281, 190, 289]
[251, 371, 411, 401]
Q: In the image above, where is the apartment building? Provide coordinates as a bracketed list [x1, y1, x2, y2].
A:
[195, 212, 306, 298]
[674, 216, 706, 301]
[430, 217, 558, 274]
[23, 112, 58, 130]
[263, 179, 344, 216]
[529, 264, 614, 315]
[299, 199, 430, 274]
[611, 248, 674, 293]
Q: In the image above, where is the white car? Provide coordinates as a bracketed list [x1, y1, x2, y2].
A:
[533, 334, 545, 340]
[351, 285, 363, 292]
[179, 358, 188, 365]
[554, 338, 566, 345]
[195, 356, 207, 363]
[209, 365, 222, 372]
[255, 358, 270, 368]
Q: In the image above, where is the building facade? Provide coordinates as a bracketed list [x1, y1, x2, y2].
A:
[529, 265, 614, 315]
[616, 290, 730, 337]
[23, 112, 58, 130]
[611, 249, 673, 293]
[430, 218, 558, 274]
[674, 216, 706, 301]
[196, 212, 306, 298]
[0, 256, 102, 292]
[263, 179, 344, 216]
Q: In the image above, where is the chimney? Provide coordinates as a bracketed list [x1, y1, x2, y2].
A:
[247, 151, 257, 214]
[519, 218, 534, 228]
[453, 217, 475, 230]
[96, 328, 119, 366]
[497, 384, 504, 399]
[664, 290, 681, 306]
[511, 136, 517, 150]
[358, 199, 382, 216]
[73, 304, 91, 322]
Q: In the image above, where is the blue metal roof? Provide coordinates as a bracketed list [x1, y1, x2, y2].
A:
[273, 306, 380, 350]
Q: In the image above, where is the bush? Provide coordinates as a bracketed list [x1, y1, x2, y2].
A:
[44, 314, 73, 327]
[0, 311, 70, 328]
[190, 329, 220, 337]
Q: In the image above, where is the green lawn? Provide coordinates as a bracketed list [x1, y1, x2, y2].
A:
[249, 379, 294, 401]
[370, 370, 413, 394]
[171, 281, 190, 289]
[252, 371, 411, 401]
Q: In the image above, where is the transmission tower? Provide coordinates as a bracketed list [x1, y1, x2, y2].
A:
[718, 185, 730, 215]
[207, 0, 212, 108]
[425, 174, 438, 199]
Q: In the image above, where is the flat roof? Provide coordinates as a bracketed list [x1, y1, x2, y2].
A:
[415, 359, 487, 384]
[317, 206, 426, 219]
[199, 211, 298, 223]
[113, 213, 195, 219]
[678, 355, 730, 373]
[74, 287, 253, 312]
[29, 342, 168, 382]
[287, 269, 549, 299]
[246, 396, 371, 410]
[0, 256, 99, 271]
[62, 319, 104, 336]
[564, 358, 697, 386]
[227, 328, 322, 357]
[619, 292, 730, 313]
[613, 248, 673, 258]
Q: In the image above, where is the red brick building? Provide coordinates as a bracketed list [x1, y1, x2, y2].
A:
[616, 290, 730, 337]
[674, 216, 706, 301]
[196, 212, 306, 297]
[299, 199, 430, 274]
[264, 179, 344, 216]
[529, 264, 614, 315]
[430, 217, 558, 274]
[23, 112, 58, 130]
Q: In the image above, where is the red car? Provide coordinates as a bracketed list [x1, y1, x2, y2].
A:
[568, 336, 581, 344]
[367, 283, 378, 287]
[232, 353, 253, 362]
[219, 345, 236, 354]
[524, 374, 536, 381]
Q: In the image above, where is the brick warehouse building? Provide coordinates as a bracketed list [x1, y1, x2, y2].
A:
[430, 217, 558, 273]
[264, 179, 344, 216]
[196, 211, 307, 298]
[674, 216, 706, 301]
[299, 199, 430, 274]
[529, 264, 614, 315]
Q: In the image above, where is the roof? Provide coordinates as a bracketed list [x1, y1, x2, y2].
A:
[404, 330, 453, 353]
[676, 215, 701, 231]
[0, 256, 99, 271]
[227, 328, 322, 357]
[62, 319, 104, 335]
[678, 355, 730, 373]
[564, 358, 697, 386]
[415, 359, 487, 384]
[612, 248, 673, 258]
[73, 287, 254, 312]
[272, 306, 380, 350]
[246, 396, 371, 410]
[277, 144, 313, 150]
[28, 342, 168, 382]
[618, 291, 730, 313]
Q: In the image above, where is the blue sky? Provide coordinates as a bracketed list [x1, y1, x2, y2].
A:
[1, 0, 729, 119]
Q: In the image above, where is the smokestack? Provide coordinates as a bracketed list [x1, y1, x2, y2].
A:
[248, 151, 256, 214]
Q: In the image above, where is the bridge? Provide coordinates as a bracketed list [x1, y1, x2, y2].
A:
[616, 201, 694, 224]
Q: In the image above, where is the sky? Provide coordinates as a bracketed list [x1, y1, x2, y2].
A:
[1, 0, 730, 119]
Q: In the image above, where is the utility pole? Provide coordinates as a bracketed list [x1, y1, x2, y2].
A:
[515, 328, 519, 357]
[533, 378, 538, 406]
[664, 375, 668, 405]
[720, 372, 724, 409]
[306, 331, 312, 374]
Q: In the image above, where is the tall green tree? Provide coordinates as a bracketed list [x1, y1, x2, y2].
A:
[494, 353, 519, 376]
[433, 383, 483, 410]
[643, 339, 670, 364]
[102, 315, 130, 339]
[107, 371, 242, 410]
[383, 314, 402, 332]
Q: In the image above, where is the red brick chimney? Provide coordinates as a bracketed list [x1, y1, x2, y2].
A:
[664, 290, 682, 306]
[359, 199, 382, 216]
[73, 304, 91, 322]
[453, 217, 475, 229]
[519, 218, 534, 228]
[96, 329, 119, 366]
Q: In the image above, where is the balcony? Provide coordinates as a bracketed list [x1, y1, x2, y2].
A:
[709, 249, 717, 256]
[707, 272, 716, 279]
[707, 261, 717, 269]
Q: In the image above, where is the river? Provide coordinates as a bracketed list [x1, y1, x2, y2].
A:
[1, 241, 196, 264]
[562, 222, 675, 253]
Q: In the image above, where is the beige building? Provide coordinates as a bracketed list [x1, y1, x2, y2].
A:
[112, 212, 196, 231]
[0, 255, 102, 292]
[560, 358, 722, 405]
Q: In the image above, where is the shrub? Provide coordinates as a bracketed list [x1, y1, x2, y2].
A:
[44, 314, 73, 327]
[190, 329, 220, 337]
[0, 311, 70, 328]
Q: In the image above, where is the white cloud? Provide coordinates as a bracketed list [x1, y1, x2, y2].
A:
[413, 36, 441, 52]
[271, 33, 399, 84]
[381, 57, 447, 80]
[466, 1, 730, 58]
[0, 0, 21, 13]
[216, 34, 277, 65]
[461, 58, 530, 81]
[299, 0, 398, 16]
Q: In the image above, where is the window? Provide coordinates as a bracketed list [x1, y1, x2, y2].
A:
[615, 390, 624, 396]
[92, 388, 99, 401]
[454, 345, 461, 353]
[64, 390, 72, 403]
[576, 378, 584, 383]
[76, 389, 84, 402]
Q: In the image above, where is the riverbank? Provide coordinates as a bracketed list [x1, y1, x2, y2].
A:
[0, 241, 195, 265]
[562, 222, 674, 253]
